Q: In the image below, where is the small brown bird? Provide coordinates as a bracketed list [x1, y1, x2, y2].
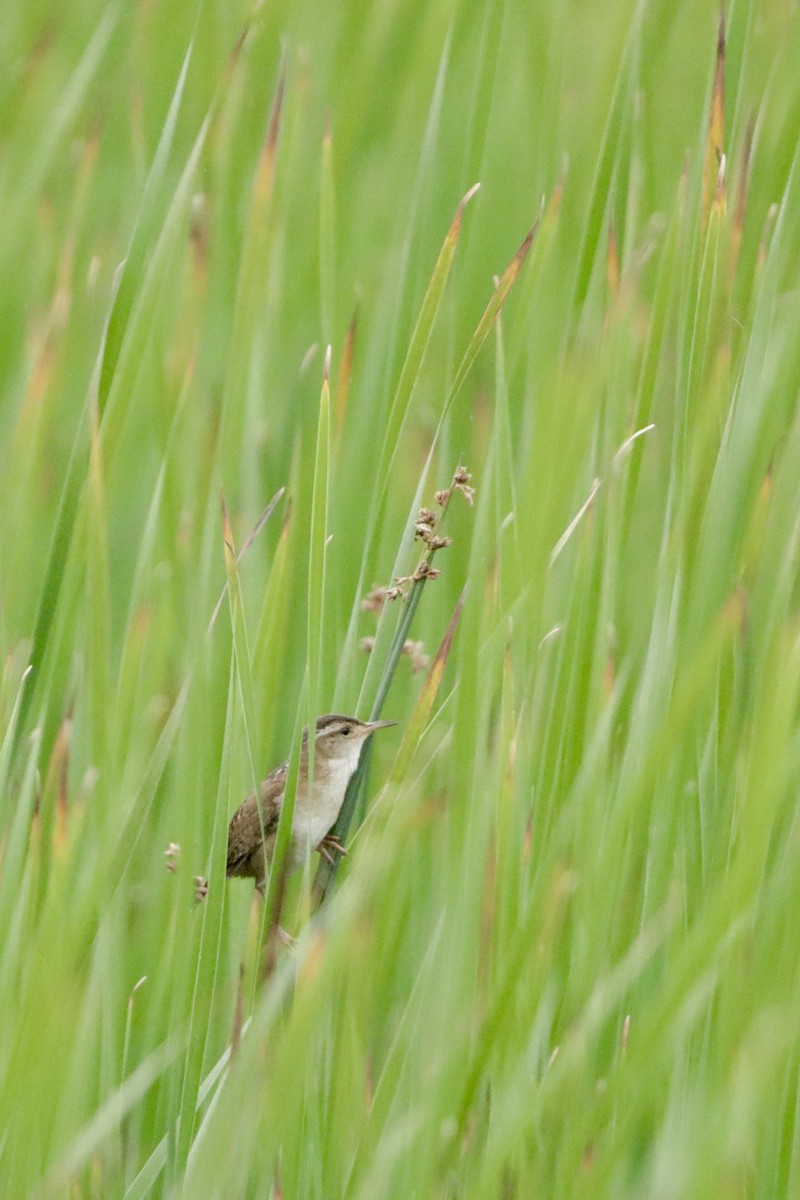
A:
[226, 714, 397, 889]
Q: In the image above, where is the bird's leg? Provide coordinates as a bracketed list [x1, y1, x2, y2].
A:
[253, 876, 294, 949]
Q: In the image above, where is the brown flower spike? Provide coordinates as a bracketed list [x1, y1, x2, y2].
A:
[360, 462, 473, 606]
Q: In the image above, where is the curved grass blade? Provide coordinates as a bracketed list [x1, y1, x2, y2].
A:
[307, 348, 332, 766]
[701, 12, 727, 228]
[373, 182, 481, 500]
[437, 221, 538, 430]
[389, 589, 465, 784]
[208, 487, 286, 632]
[320, 116, 336, 344]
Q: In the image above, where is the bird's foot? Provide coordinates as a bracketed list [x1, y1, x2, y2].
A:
[318, 834, 349, 865]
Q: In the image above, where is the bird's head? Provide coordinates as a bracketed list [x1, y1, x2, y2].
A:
[310, 714, 397, 764]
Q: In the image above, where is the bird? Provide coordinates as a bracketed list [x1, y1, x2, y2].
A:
[226, 714, 397, 890]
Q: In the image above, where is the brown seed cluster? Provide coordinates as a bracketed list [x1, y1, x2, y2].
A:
[415, 508, 452, 553]
[360, 462, 473, 635]
[434, 464, 474, 508]
[164, 842, 181, 873]
[360, 636, 430, 674]
[402, 639, 430, 673]
[453, 465, 475, 503]
[383, 559, 442, 600]
[361, 585, 387, 614]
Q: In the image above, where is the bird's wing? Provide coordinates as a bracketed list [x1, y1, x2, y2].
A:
[226, 766, 285, 877]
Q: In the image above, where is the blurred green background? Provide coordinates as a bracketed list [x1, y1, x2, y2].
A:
[2, 0, 800, 1195]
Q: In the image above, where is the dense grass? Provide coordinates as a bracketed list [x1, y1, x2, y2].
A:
[3, 0, 800, 1195]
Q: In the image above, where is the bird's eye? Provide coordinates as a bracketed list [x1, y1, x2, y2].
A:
[341, 725, 352, 736]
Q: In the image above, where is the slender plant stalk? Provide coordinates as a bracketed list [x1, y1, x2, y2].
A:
[314, 468, 469, 903]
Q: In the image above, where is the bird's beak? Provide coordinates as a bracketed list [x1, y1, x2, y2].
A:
[365, 719, 398, 733]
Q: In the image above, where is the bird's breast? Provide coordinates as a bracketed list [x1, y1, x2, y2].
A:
[291, 753, 357, 851]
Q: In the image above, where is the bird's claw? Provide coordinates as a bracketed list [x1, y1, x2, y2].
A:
[318, 834, 349, 864]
